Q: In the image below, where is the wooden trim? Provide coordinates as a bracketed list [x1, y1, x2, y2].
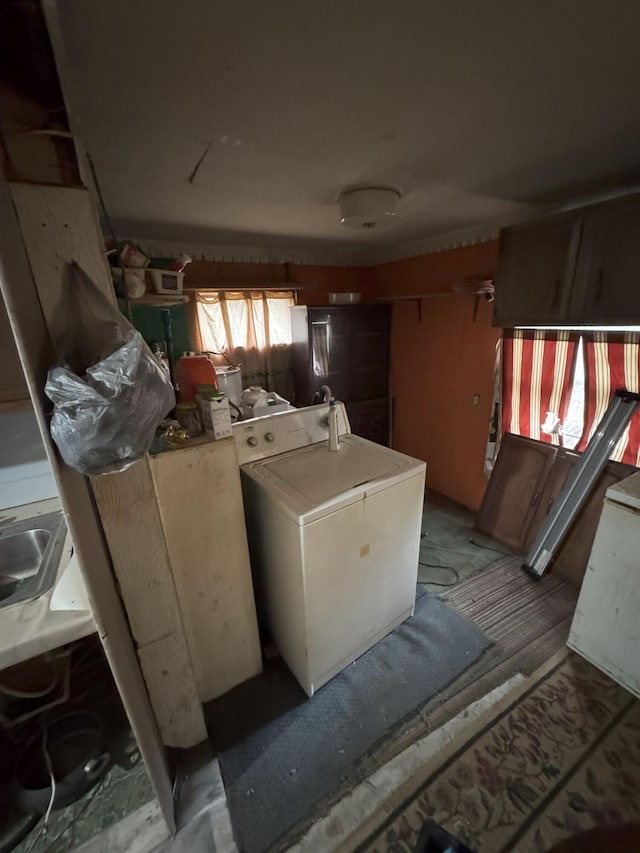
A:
[118, 294, 190, 308]
[185, 283, 301, 292]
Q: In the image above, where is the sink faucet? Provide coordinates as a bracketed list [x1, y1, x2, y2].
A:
[328, 398, 340, 452]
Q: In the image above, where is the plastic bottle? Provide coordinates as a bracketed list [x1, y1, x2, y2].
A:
[328, 398, 340, 451]
[174, 354, 218, 402]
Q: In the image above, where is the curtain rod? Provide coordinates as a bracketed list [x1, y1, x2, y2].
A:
[186, 284, 302, 291]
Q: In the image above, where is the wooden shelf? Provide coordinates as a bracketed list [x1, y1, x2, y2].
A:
[118, 293, 190, 308]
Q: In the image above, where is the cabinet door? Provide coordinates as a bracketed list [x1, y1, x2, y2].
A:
[348, 305, 390, 401]
[344, 398, 390, 446]
[306, 306, 390, 404]
[0, 295, 29, 407]
[475, 433, 557, 550]
[570, 197, 640, 324]
[524, 448, 580, 550]
[308, 308, 351, 400]
[493, 214, 583, 327]
[523, 449, 637, 587]
[291, 306, 312, 406]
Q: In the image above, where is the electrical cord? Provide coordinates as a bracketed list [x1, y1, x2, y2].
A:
[420, 532, 511, 558]
[467, 537, 512, 556]
[42, 727, 56, 826]
[418, 560, 460, 587]
[417, 530, 509, 588]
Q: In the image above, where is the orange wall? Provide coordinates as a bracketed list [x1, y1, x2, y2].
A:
[368, 243, 500, 511]
[184, 248, 499, 510]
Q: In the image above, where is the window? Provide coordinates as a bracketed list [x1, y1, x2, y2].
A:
[195, 290, 295, 353]
[502, 328, 640, 466]
[192, 289, 296, 400]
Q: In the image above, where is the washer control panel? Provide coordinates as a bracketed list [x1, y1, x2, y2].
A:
[233, 403, 350, 465]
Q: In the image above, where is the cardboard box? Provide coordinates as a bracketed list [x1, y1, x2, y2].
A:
[198, 394, 232, 440]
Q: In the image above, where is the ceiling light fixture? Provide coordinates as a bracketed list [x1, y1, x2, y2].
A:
[338, 186, 401, 229]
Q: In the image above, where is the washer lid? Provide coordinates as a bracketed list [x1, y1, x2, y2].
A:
[243, 434, 425, 524]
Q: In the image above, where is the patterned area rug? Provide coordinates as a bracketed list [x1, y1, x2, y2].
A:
[355, 653, 640, 853]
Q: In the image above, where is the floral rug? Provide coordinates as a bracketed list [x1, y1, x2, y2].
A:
[356, 653, 640, 853]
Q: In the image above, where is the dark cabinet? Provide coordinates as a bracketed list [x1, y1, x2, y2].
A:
[493, 214, 583, 327]
[291, 305, 391, 445]
[570, 197, 640, 324]
[476, 433, 637, 586]
[493, 191, 640, 327]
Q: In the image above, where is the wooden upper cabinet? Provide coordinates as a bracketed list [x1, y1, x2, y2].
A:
[493, 214, 583, 327]
[570, 197, 640, 324]
[493, 192, 640, 327]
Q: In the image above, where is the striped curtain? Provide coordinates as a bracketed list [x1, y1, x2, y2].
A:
[502, 329, 578, 445]
[577, 332, 640, 466]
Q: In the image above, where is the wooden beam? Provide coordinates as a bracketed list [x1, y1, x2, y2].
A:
[92, 461, 207, 746]
[0, 178, 176, 831]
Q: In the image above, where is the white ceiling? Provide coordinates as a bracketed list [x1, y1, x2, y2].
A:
[55, 1, 640, 264]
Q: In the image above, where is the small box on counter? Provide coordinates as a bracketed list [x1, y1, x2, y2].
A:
[197, 385, 232, 440]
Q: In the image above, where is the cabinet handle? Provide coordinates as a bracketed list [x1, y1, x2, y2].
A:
[546, 497, 554, 514]
[551, 278, 561, 310]
[595, 270, 604, 304]
[531, 491, 540, 508]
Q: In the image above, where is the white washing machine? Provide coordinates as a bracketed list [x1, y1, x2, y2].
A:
[234, 404, 426, 696]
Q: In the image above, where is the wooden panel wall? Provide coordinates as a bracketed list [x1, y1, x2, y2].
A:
[91, 462, 206, 746]
[2, 178, 175, 828]
[150, 437, 262, 702]
[10, 182, 205, 750]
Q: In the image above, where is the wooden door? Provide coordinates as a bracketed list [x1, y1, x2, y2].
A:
[570, 196, 640, 324]
[524, 448, 581, 550]
[304, 305, 391, 404]
[347, 305, 390, 402]
[493, 213, 583, 327]
[475, 433, 557, 550]
[308, 307, 352, 400]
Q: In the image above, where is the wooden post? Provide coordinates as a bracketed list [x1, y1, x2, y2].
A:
[0, 177, 177, 832]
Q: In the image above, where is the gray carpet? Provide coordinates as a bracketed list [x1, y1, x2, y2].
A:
[206, 589, 490, 853]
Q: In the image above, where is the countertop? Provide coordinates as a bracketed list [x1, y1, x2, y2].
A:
[0, 496, 96, 670]
[606, 469, 640, 512]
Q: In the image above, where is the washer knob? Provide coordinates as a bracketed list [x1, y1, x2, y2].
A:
[264, 432, 275, 443]
[246, 436, 259, 447]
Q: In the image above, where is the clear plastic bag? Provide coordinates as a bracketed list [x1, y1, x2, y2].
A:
[45, 262, 175, 475]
